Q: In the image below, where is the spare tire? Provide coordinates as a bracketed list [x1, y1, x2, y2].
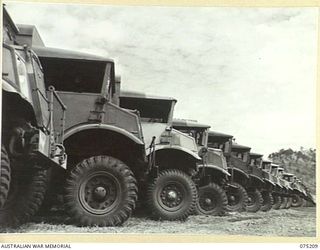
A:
[64, 155, 138, 227]
[0, 146, 10, 208]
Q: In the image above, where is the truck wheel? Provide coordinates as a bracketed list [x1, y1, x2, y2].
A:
[291, 194, 303, 207]
[260, 191, 273, 212]
[285, 197, 292, 209]
[272, 194, 281, 210]
[0, 168, 48, 227]
[246, 189, 263, 213]
[226, 182, 248, 212]
[195, 182, 228, 216]
[64, 155, 138, 227]
[147, 169, 197, 221]
[279, 196, 288, 209]
[0, 146, 11, 208]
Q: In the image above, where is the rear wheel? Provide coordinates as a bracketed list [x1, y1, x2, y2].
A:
[195, 182, 227, 216]
[291, 194, 303, 207]
[226, 182, 248, 212]
[64, 155, 138, 227]
[272, 194, 281, 210]
[0, 167, 48, 227]
[260, 191, 273, 212]
[147, 169, 197, 221]
[0, 146, 11, 208]
[246, 189, 263, 213]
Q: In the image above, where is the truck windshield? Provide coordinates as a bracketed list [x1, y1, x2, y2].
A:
[39, 57, 107, 93]
[120, 97, 173, 123]
[177, 128, 206, 146]
[2, 45, 17, 86]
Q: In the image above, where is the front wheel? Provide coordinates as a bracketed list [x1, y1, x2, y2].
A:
[195, 182, 228, 216]
[272, 194, 282, 210]
[0, 167, 48, 227]
[226, 182, 248, 212]
[260, 191, 273, 212]
[0, 146, 11, 208]
[147, 169, 197, 221]
[285, 197, 292, 209]
[279, 196, 288, 209]
[291, 194, 303, 207]
[246, 189, 263, 213]
[64, 155, 138, 227]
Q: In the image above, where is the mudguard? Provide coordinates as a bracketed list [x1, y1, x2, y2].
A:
[150, 144, 202, 161]
[249, 174, 265, 185]
[198, 164, 231, 176]
[263, 178, 276, 187]
[64, 123, 144, 145]
[228, 167, 250, 179]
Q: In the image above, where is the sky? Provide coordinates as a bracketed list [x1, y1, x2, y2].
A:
[5, 2, 318, 156]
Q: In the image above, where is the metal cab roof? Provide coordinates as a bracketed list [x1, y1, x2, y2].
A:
[172, 119, 211, 129]
[283, 173, 294, 177]
[231, 143, 251, 151]
[33, 46, 114, 63]
[16, 24, 45, 47]
[250, 152, 263, 158]
[208, 131, 233, 139]
[271, 163, 280, 168]
[120, 90, 177, 102]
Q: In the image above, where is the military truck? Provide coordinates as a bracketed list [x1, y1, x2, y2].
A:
[207, 132, 248, 212]
[249, 153, 274, 212]
[119, 91, 199, 220]
[276, 167, 293, 209]
[269, 164, 289, 209]
[172, 119, 229, 216]
[1, 8, 67, 227]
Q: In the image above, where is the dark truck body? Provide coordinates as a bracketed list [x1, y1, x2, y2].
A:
[1, 7, 66, 226]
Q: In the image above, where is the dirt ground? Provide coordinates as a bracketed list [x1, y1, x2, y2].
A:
[2, 207, 316, 237]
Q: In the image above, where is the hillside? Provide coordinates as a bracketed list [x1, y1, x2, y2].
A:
[268, 147, 316, 194]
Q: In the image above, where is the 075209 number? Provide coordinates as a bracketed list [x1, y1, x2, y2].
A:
[300, 244, 319, 248]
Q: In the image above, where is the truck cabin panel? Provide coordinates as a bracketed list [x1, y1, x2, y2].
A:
[172, 119, 210, 147]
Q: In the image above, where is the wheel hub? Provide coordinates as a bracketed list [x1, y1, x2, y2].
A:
[204, 198, 212, 205]
[93, 186, 107, 200]
[167, 190, 178, 200]
[229, 195, 236, 202]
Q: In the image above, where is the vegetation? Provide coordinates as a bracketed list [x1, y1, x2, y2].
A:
[269, 147, 316, 194]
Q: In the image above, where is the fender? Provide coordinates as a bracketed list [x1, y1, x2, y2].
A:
[198, 164, 231, 176]
[149, 144, 201, 161]
[263, 178, 276, 187]
[64, 123, 144, 145]
[2, 84, 38, 125]
[275, 183, 283, 189]
[249, 174, 265, 185]
[228, 167, 250, 179]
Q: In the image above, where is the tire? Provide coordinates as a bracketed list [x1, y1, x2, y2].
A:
[279, 196, 288, 209]
[285, 197, 292, 209]
[195, 182, 228, 216]
[246, 189, 263, 213]
[64, 155, 138, 227]
[147, 169, 197, 221]
[272, 194, 281, 210]
[260, 191, 273, 212]
[291, 194, 303, 207]
[226, 182, 248, 212]
[0, 146, 11, 208]
[0, 167, 48, 227]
